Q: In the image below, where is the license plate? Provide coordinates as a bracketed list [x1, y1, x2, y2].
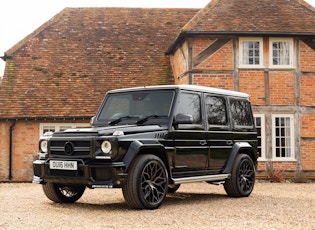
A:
[49, 160, 77, 170]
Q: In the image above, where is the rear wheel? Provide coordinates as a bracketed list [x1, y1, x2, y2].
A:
[224, 154, 255, 197]
[122, 154, 168, 209]
[42, 182, 85, 203]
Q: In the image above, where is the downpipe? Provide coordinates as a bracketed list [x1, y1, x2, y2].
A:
[9, 120, 16, 180]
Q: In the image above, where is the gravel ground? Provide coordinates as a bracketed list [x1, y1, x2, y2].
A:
[0, 181, 314, 230]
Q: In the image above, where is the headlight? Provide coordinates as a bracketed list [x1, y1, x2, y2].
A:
[40, 140, 48, 153]
[101, 141, 112, 154]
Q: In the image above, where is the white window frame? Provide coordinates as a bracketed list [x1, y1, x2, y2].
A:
[271, 114, 295, 161]
[40, 123, 90, 137]
[239, 37, 264, 68]
[269, 38, 293, 68]
[254, 114, 266, 161]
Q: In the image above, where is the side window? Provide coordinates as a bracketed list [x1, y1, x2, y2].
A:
[230, 99, 253, 127]
[176, 93, 201, 124]
[205, 95, 227, 126]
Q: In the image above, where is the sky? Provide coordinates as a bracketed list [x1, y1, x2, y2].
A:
[0, 0, 314, 76]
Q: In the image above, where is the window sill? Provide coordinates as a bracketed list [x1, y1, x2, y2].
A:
[258, 158, 297, 162]
[267, 66, 294, 70]
[238, 66, 265, 70]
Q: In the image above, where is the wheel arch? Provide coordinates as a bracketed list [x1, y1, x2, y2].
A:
[222, 142, 256, 174]
[123, 140, 170, 174]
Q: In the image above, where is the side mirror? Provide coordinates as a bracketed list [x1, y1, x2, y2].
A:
[90, 116, 95, 126]
[174, 113, 193, 124]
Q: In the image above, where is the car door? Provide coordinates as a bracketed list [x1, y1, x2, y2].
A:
[205, 94, 233, 173]
[169, 91, 208, 178]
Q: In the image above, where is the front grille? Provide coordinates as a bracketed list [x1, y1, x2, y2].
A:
[49, 140, 91, 157]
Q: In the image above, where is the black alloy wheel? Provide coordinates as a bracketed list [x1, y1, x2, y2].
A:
[122, 154, 168, 209]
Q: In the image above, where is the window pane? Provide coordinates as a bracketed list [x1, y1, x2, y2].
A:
[272, 41, 290, 66]
[273, 115, 293, 158]
[206, 96, 227, 125]
[254, 117, 262, 156]
[43, 126, 55, 135]
[242, 41, 260, 65]
[176, 93, 201, 124]
[230, 99, 252, 126]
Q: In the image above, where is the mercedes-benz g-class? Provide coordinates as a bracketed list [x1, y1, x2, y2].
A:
[33, 85, 258, 209]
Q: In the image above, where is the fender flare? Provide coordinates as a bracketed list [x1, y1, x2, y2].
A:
[222, 142, 255, 174]
[122, 140, 168, 172]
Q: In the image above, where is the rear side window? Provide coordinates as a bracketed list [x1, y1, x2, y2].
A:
[205, 95, 228, 126]
[230, 99, 253, 127]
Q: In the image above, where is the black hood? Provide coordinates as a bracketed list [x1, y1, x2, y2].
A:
[52, 124, 168, 137]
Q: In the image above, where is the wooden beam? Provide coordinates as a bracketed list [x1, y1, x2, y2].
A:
[193, 38, 230, 67]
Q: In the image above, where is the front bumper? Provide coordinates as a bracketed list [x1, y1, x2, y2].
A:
[33, 159, 126, 188]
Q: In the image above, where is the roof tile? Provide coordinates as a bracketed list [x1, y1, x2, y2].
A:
[183, 0, 315, 33]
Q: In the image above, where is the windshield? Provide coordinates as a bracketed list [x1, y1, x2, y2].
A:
[97, 90, 175, 125]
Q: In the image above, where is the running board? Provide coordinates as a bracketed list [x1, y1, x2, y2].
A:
[172, 173, 230, 184]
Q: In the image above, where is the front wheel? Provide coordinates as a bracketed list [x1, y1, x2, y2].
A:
[122, 154, 168, 209]
[42, 182, 85, 203]
[224, 154, 255, 197]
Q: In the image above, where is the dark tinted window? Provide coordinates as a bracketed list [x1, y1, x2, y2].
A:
[230, 99, 253, 126]
[206, 96, 227, 126]
[176, 93, 201, 124]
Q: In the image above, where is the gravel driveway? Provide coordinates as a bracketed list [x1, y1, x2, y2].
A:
[0, 181, 314, 230]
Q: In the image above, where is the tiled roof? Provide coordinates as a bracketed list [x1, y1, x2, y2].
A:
[0, 8, 199, 119]
[182, 0, 315, 33]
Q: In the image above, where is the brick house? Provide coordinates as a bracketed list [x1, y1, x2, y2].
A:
[1, 0, 314, 181]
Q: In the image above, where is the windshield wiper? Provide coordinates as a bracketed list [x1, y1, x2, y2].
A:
[136, 115, 166, 125]
[108, 116, 138, 125]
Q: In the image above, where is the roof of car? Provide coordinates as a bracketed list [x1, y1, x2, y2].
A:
[108, 84, 250, 98]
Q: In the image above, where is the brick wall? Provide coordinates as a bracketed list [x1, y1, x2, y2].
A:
[239, 71, 265, 105]
[269, 71, 295, 105]
[193, 74, 234, 90]
[169, 42, 189, 83]
[300, 75, 315, 106]
[193, 38, 234, 70]
[301, 114, 315, 138]
[272, 161, 297, 171]
[301, 140, 315, 170]
[0, 121, 40, 181]
[300, 41, 315, 72]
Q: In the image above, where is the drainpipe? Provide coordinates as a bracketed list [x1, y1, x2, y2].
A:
[9, 120, 16, 180]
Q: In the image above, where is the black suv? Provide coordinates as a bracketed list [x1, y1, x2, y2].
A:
[33, 85, 258, 209]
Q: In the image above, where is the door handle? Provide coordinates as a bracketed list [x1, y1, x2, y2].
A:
[200, 140, 207, 145]
[226, 140, 233, 145]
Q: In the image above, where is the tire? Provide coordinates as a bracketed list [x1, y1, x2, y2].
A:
[42, 182, 85, 203]
[167, 184, 181, 193]
[122, 154, 168, 209]
[224, 154, 255, 197]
